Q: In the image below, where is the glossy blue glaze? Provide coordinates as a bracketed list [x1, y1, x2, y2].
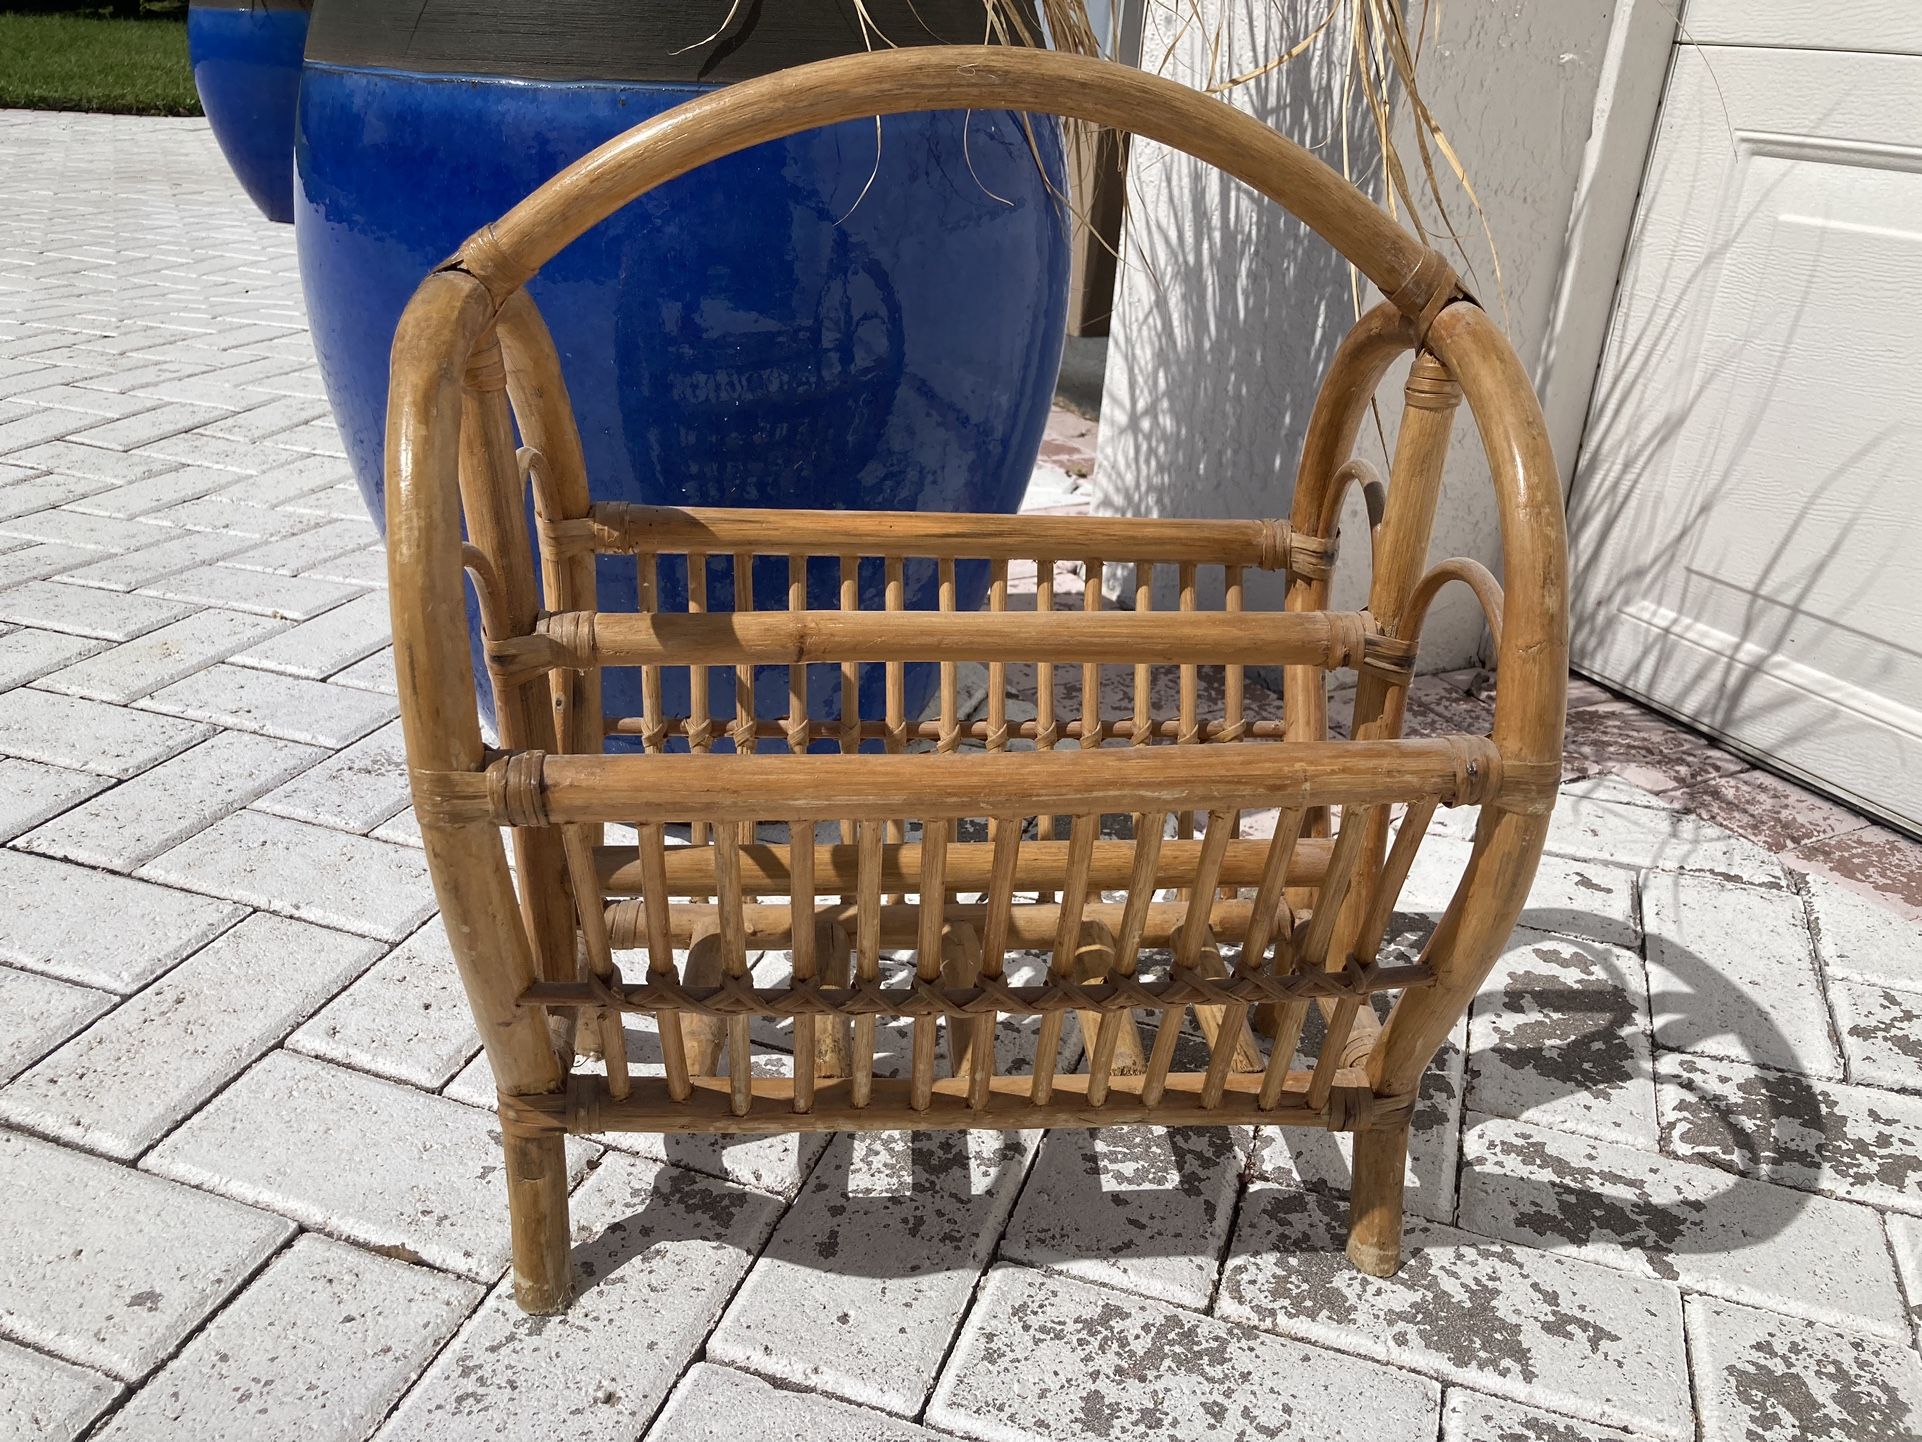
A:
[295, 64, 1069, 743]
[188, 4, 309, 224]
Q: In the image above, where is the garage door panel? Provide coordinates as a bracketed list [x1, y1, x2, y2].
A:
[1573, 45, 1922, 829]
[1681, 0, 1922, 57]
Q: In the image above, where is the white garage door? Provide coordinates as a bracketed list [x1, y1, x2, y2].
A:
[1570, 1, 1922, 832]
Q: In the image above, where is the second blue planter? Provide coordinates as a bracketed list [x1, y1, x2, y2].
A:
[188, 0, 311, 223]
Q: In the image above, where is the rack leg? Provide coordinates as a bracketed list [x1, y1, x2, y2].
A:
[502, 1122, 572, 1313]
[1346, 1121, 1410, 1277]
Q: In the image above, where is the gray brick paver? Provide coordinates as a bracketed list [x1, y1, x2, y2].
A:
[648, 1363, 946, 1441]
[1458, 1114, 1910, 1340]
[1218, 1187, 1692, 1439]
[37, 606, 288, 704]
[138, 562, 361, 619]
[0, 579, 192, 639]
[375, 1152, 781, 1442]
[1000, 1124, 1245, 1308]
[145, 1050, 593, 1280]
[929, 1265, 1442, 1442]
[233, 589, 393, 680]
[1466, 930, 1660, 1151]
[0, 912, 380, 1158]
[0, 625, 104, 689]
[60, 527, 256, 591]
[89, 1236, 476, 1442]
[0, 1336, 119, 1442]
[1441, 1390, 1640, 1441]
[709, 1128, 1038, 1415]
[0, 847, 243, 992]
[0, 1129, 292, 1380]
[1641, 870, 1843, 1078]
[19, 728, 325, 869]
[0, 756, 111, 840]
[0, 684, 210, 776]
[138, 807, 435, 940]
[0, 963, 113, 1086]
[288, 921, 481, 1089]
[1687, 1294, 1922, 1441]
[141, 662, 396, 747]
[1658, 1051, 1922, 1216]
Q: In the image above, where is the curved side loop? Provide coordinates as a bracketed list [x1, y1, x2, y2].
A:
[458, 48, 1455, 329]
[496, 290, 604, 760]
[1283, 302, 1415, 753]
[1315, 457, 1387, 560]
[1425, 303, 1567, 774]
[1402, 557, 1504, 658]
[461, 542, 510, 648]
[385, 268, 563, 1102]
[1369, 300, 1565, 1100]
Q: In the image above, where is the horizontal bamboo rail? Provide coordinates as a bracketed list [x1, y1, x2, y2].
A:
[488, 609, 1379, 682]
[603, 898, 1273, 950]
[412, 734, 1518, 828]
[525, 958, 1427, 1017]
[498, 1070, 1419, 1136]
[546, 502, 1334, 576]
[594, 836, 1335, 897]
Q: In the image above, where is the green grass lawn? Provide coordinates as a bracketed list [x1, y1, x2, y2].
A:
[0, 11, 200, 116]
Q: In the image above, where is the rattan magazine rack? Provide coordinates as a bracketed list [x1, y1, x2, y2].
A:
[386, 48, 1566, 1314]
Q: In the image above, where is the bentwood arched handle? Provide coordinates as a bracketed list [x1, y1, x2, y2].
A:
[445, 46, 1462, 334]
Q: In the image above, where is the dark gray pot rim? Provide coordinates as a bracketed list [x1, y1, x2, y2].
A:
[305, 0, 1037, 86]
[191, 1, 315, 14]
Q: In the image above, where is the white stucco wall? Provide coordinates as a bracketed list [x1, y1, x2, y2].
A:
[1095, 0, 1626, 670]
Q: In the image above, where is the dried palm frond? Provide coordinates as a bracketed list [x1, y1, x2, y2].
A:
[1198, 0, 1502, 322]
[843, 2, 1500, 322]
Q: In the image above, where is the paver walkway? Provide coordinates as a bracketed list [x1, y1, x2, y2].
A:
[2, 110, 1920, 1442]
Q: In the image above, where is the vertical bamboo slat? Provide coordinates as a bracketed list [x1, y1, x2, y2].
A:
[1176, 561, 1199, 846]
[1081, 559, 1104, 749]
[988, 559, 1009, 754]
[1030, 811, 1095, 1106]
[636, 551, 667, 754]
[1132, 560, 1153, 753]
[884, 556, 907, 902]
[1086, 810, 1161, 1105]
[1203, 809, 1302, 1107]
[714, 820, 751, 1117]
[790, 813, 817, 1114]
[972, 815, 1022, 1109]
[839, 554, 860, 764]
[560, 825, 629, 1098]
[1222, 564, 1246, 897]
[637, 821, 689, 1100]
[456, 345, 574, 1021]
[1035, 557, 1057, 895]
[852, 817, 883, 1108]
[787, 556, 817, 1113]
[687, 551, 713, 851]
[1303, 806, 1377, 1111]
[912, 821, 949, 1111]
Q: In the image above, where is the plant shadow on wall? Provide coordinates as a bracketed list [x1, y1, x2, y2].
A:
[547, 915, 1821, 1297]
[1569, 96, 1909, 761]
[1096, 0, 1387, 620]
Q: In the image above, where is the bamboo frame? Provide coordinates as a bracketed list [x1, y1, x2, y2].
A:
[386, 47, 1564, 1315]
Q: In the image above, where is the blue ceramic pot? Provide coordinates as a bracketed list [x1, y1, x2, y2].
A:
[296, 2, 1069, 742]
[188, 0, 311, 224]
